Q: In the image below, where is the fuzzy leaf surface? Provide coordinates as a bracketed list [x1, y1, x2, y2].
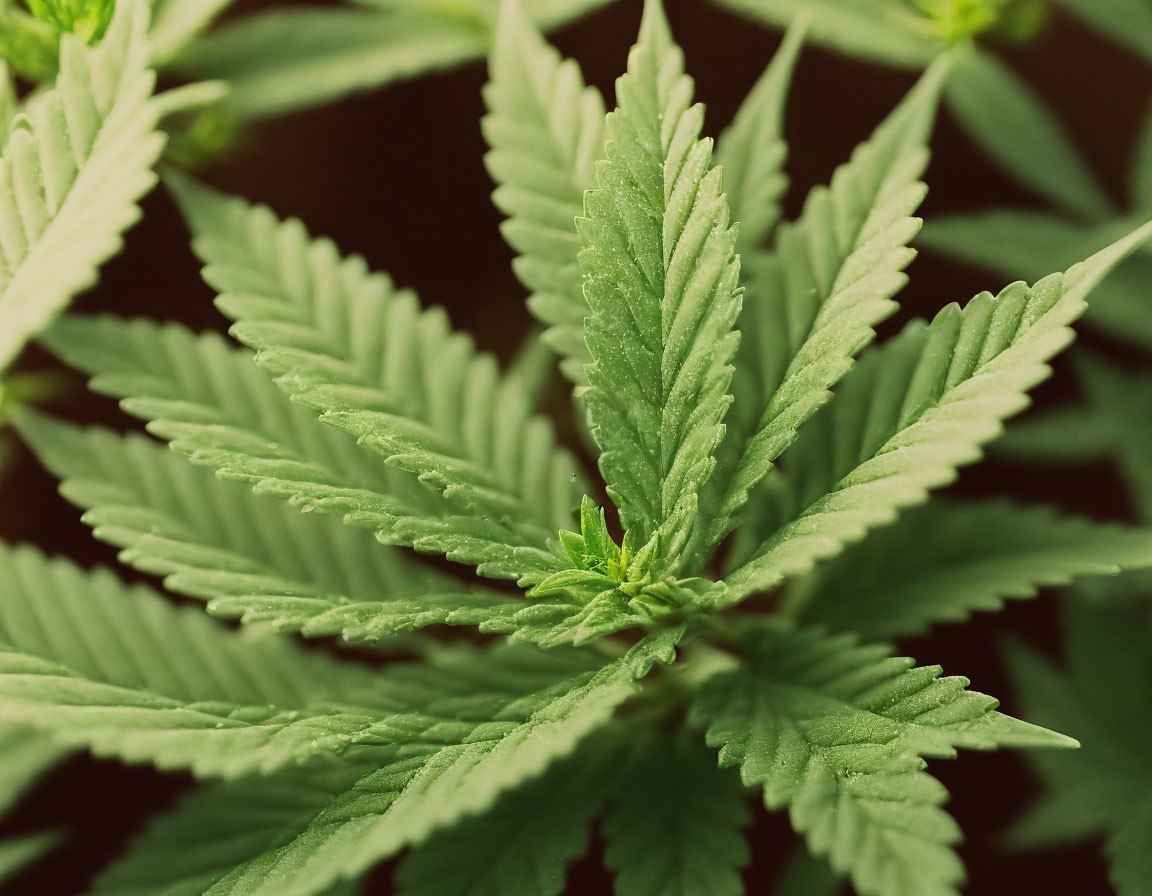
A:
[704, 63, 944, 561]
[578, 0, 741, 571]
[0, 543, 447, 777]
[482, 0, 605, 383]
[100, 630, 679, 896]
[719, 225, 1152, 605]
[171, 177, 583, 581]
[19, 413, 529, 642]
[38, 316, 504, 566]
[693, 623, 1073, 896]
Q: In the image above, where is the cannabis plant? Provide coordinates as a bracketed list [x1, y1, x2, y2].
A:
[3, 0, 1152, 893]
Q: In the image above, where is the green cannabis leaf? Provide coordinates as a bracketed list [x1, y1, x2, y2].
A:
[579, 0, 742, 576]
[693, 622, 1076, 896]
[902, 5, 1152, 888]
[482, 0, 605, 384]
[1, 0, 1150, 893]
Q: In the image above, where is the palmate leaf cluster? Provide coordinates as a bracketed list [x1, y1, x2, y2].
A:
[1, 0, 1152, 894]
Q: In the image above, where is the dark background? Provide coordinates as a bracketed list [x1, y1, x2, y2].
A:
[1, 0, 1149, 892]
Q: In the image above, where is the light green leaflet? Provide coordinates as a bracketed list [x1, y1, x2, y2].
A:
[579, 0, 742, 573]
[713, 16, 805, 261]
[0, 0, 164, 371]
[693, 623, 1074, 896]
[943, 48, 1113, 220]
[922, 210, 1152, 353]
[168, 175, 585, 582]
[37, 316, 460, 547]
[92, 629, 682, 896]
[19, 412, 528, 643]
[0, 542, 417, 777]
[700, 59, 946, 565]
[706, 0, 938, 68]
[719, 224, 1152, 606]
[707, 1, 1112, 220]
[701, 17, 805, 535]
[482, 0, 606, 385]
